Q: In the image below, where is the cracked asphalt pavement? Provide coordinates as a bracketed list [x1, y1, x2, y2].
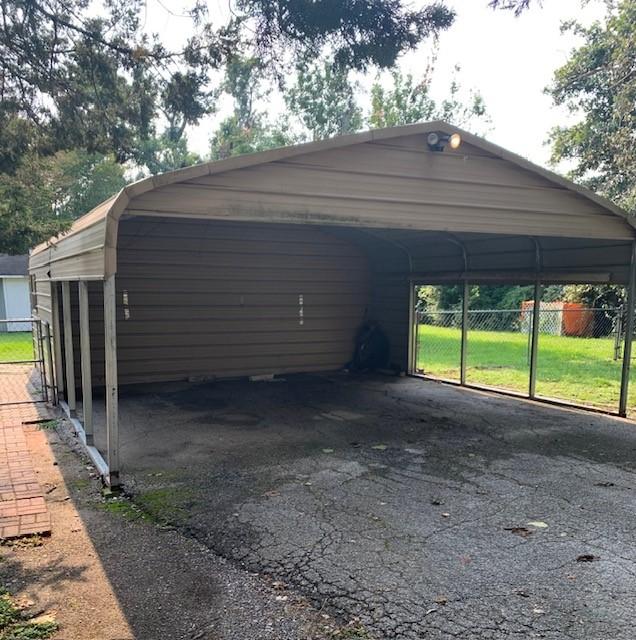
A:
[96, 373, 636, 639]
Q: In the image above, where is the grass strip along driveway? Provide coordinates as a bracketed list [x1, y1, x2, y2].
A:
[416, 325, 635, 413]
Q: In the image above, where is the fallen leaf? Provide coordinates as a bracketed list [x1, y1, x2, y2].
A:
[434, 596, 448, 605]
[505, 527, 533, 538]
[576, 554, 599, 563]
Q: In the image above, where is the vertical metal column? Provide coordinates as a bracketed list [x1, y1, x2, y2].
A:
[36, 320, 48, 403]
[460, 281, 469, 385]
[104, 275, 120, 486]
[51, 284, 65, 399]
[61, 281, 76, 414]
[43, 322, 56, 405]
[78, 281, 93, 444]
[408, 281, 417, 374]
[619, 242, 636, 417]
[528, 280, 542, 399]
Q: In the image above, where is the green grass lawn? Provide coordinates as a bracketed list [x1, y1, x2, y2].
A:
[416, 324, 635, 413]
[0, 331, 34, 362]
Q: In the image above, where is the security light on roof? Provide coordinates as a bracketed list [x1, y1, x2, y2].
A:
[427, 131, 461, 152]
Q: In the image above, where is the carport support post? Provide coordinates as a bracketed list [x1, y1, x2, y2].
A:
[51, 284, 65, 400]
[528, 280, 542, 399]
[619, 242, 636, 417]
[104, 275, 120, 487]
[408, 282, 417, 373]
[78, 281, 93, 445]
[61, 281, 76, 415]
[460, 281, 469, 385]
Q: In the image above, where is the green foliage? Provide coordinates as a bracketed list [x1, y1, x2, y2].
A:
[285, 60, 363, 140]
[240, 0, 455, 70]
[98, 498, 150, 522]
[0, 150, 126, 254]
[137, 135, 203, 176]
[210, 116, 295, 160]
[417, 284, 533, 313]
[0, 593, 57, 640]
[488, 0, 533, 15]
[210, 57, 297, 159]
[548, 1, 636, 211]
[2, 0, 455, 250]
[369, 67, 488, 130]
[562, 284, 625, 309]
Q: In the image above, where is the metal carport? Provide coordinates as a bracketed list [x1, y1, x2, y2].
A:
[28, 121, 636, 486]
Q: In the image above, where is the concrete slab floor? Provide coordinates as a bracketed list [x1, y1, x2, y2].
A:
[93, 373, 636, 639]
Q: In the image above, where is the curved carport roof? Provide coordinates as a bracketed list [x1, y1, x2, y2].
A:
[29, 120, 635, 284]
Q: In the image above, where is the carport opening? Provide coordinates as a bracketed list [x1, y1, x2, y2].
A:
[414, 282, 633, 413]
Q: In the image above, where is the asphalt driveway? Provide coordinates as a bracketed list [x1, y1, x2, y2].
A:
[95, 373, 636, 639]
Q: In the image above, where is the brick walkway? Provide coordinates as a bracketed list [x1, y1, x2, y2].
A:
[0, 367, 53, 540]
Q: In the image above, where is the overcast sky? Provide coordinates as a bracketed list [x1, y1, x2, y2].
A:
[151, 0, 608, 168]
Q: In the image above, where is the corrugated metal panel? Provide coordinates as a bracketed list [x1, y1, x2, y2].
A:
[28, 122, 635, 284]
[125, 140, 633, 240]
[29, 267, 52, 324]
[370, 274, 409, 371]
[74, 218, 370, 385]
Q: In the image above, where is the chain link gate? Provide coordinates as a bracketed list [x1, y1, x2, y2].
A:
[0, 318, 54, 406]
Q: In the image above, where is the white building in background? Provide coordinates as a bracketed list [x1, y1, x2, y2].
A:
[0, 254, 31, 331]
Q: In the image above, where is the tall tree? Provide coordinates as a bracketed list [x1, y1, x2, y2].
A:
[210, 57, 296, 159]
[0, 0, 455, 165]
[369, 67, 488, 131]
[1, 0, 456, 252]
[548, 1, 636, 212]
[0, 150, 126, 254]
[285, 60, 363, 140]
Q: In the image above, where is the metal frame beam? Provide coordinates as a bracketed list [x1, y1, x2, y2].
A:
[528, 280, 542, 398]
[619, 241, 636, 416]
[61, 281, 76, 415]
[78, 281, 93, 445]
[460, 281, 469, 385]
[104, 275, 120, 486]
[407, 281, 417, 374]
[51, 284, 64, 399]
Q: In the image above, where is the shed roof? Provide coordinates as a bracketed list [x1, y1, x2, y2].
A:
[0, 254, 28, 276]
[29, 121, 635, 281]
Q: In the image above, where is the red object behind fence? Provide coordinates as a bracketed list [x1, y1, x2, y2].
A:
[562, 302, 594, 337]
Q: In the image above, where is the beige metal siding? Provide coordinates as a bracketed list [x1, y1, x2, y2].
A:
[30, 217, 108, 282]
[126, 137, 634, 241]
[370, 274, 410, 371]
[28, 266, 53, 324]
[76, 217, 370, 385]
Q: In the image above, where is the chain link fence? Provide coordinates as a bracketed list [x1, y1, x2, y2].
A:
[0, 318, 51, 405]
[416, 305, 626, 410]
